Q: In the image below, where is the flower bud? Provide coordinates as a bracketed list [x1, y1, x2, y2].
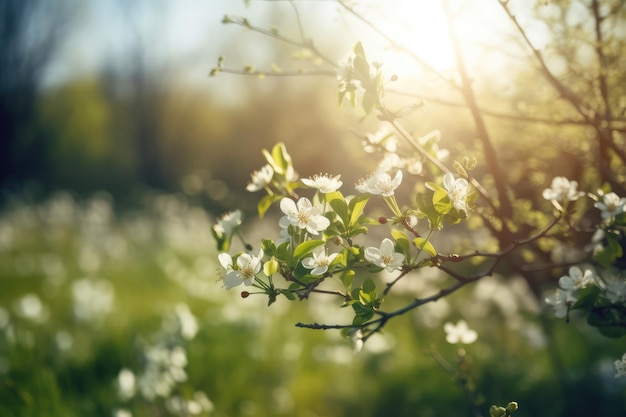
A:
[489, 405, 506, 417]
[241, 291, 250, 298]
[506, 402, 518, 413]
[378, 216, 388, 224]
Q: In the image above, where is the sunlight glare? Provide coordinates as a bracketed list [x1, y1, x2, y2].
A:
[368, 1, 457, 74]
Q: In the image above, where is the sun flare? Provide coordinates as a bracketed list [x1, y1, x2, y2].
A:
[354, 0, 498, 82]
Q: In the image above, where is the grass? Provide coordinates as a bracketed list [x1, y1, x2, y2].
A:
[0, 191, 625, 417]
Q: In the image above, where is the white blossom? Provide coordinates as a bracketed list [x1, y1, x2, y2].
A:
[213, 209, 242, 238]
[301, 246, 339, 276]
[443, 172, 470, 213]
[614, 353, 626, 378]
[542, 176, 584, 203]
[280, 197, 330, 235]
[603, 279, 626, 304]
[246, 164, 274, 192]
[558, 266, 594, 294]
[443, 320, 478, 344]
[594, 192, 626, 221]
[378, 153, 422, 175]
[363, 128, 397, 153]
[219, 250, 264, 290]
[356, 169, 403, 197]
[302, 174, 343, 193]
[545, 288, 577, 318]
[349, 328, 364, 353]
[117, 368, 136, 400]
[364, 238, 404, 271]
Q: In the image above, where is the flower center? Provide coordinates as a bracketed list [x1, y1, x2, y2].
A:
[242, 266, 255, 279]
[297, 210, 311, 225]
[382, 254, 394, 265]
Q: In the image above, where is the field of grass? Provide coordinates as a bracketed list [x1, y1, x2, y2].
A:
[1, 191, 625, 417]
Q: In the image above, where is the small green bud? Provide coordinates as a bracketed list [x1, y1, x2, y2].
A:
[209, 68, 220, 77]
[506, 402, 518, 413]
[489, 405, 506, 417]
[217, 55, 225, 68]
[222, 15, 233, 24]
[244, 65, 255, 74]
[463, 156, 477, 170]
[263, 257, 279, 277]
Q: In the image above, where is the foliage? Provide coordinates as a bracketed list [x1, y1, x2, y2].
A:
[1, 192, 625, 417]
[210, 0, 626, 415]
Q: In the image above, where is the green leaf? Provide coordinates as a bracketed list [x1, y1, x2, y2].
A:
[414, 237, 437, 257]
[587, 306, 626, 338]
[349, 194, 369, 227]
[390, 229, 411, 259]
[354, 41, 366, 60]
[352, 42, 370, 81]
[432, 187, 452, 215]
[327, 191, 349, 224]
[340, 269, 355, 291]
[572, 285, 600, 310]
[595, 232, 623, 267]
[267, 292, 277, 306]
[276, 241, 291, 265]
[353, 301, 373, 317]
[362, 277, 377, 295]
[282, 290, 296, 301]
[257, 194, 282, 218]
[614, 212, 626, 226]
[352, 311, 374, 325]
[362, 89, 377, 114]
[283, 283, 304, 301]
[262, 142, 292, 176]
[293, 240, 326, 261]
[261, 239, 277, 257]
[338, 90, 347, 107]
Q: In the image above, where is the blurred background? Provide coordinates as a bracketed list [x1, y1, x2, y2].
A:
[1, 0, 625, 416]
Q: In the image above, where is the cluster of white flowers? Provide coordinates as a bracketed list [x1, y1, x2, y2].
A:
[545, 266, 594, 318]
[615, 353, 626, 378]
[362, 127, 397, 154]
[165, 391, 215, 416]
[378, 153, 423, 175]
[597, 269, 626, 304]
[115, 304, 211, 414]
[72, 278, 115, 323]
[542, 178, 626, 329]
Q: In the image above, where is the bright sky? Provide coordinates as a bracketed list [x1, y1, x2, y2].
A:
[44, 0, 251, 86]
[43, 0, 549, 96]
